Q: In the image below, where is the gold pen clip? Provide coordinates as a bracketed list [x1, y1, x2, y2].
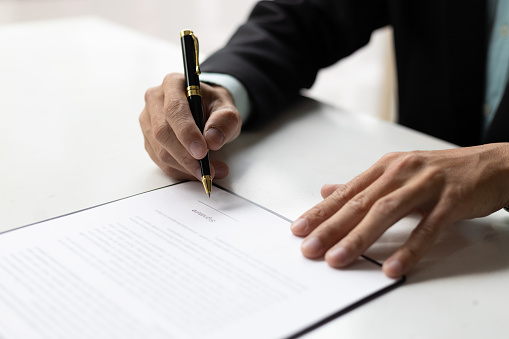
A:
[180, 29, 201, 75]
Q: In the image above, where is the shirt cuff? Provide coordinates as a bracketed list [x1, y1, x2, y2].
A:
[199, 72, 251, 123]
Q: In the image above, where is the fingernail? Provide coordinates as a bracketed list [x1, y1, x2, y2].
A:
[190, 142, 206, 159]
[205, 128, 225, 148]
[301, 237, 322, 256]
[291, 218, 309, 233]
[384, 259, 403, 277]
[195, 169, 202, 180]
[326, 246, 347, 265]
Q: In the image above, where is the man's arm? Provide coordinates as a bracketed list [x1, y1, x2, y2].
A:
[201, 0, 389, 128]
[140, 0, 390, 180]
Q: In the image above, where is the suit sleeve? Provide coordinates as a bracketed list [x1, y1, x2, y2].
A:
[200, 0, 389, 128]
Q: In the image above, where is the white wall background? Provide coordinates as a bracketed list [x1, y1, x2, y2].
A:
[0, 0, 396, 120]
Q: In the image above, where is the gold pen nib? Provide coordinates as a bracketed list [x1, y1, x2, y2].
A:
[202, 175, 212, 197]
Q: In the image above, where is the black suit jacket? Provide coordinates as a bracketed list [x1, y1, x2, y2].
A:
[201, 0, 507, 146]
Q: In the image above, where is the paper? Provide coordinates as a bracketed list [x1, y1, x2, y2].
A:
[0, 181, 401, 339]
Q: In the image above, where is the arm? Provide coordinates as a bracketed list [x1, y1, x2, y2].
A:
[140, 0, 390, 179]
[201, 0, 389, 128]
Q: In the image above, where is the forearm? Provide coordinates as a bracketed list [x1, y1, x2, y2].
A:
[201, 0, 390, 127]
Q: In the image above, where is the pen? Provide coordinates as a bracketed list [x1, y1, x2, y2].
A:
[180, 29, 212, 197]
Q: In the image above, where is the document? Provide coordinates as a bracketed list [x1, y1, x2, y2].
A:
[0, 181, 402, 339]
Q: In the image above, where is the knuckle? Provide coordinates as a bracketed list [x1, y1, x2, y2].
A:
[162, 72, 183, 86]
[329, 184, 353, 205]
[345, 194, 369, 215]
[209, 109, 241, 140]
[380, 151, 400, 162]
[345, 232, 365, 252]
[143, 138, 150, 152]
[173, 117, 196, 136]
[395, 153, 424, 170]
[413, 224, 437, 242]
[164, 98, 188, 117]
[139, 110, 147, 127]
[371, 196, 399, 217]
[400, 245, 421, 263]
[144, 86, 161, 103]
[383, 152, 425, 177]
[153, 124, 170, 144]
[429, 206, 450, 225]
[159, 150, 175, 165]
[157, 148, 171, 164]
[179, 153, 198, 169]
[216, 107, 241, 125]
[144, 88, 151, 103]
[307, 204, 329, 221]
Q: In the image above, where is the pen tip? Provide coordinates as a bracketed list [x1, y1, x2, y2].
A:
[202, 175, 212, 197]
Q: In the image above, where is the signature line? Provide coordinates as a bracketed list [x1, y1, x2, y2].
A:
[198, 200, 239, 222]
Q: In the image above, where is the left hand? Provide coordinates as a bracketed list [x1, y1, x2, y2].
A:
[290, 143, 509, 278]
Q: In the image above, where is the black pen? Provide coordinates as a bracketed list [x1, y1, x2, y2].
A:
[180, 30, 212, 197]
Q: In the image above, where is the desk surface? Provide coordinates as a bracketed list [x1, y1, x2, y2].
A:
[1, 17, 509, 338]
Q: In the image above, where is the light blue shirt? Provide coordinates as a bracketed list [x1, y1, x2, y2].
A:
[203, 2, 509, 129]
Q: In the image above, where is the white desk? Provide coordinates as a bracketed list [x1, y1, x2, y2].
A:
[1, 17, 509, 338]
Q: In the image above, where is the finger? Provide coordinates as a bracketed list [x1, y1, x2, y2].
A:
[291, 166, 385, 237]
[142, 81, 223, 180]
[149, 133, 224, 181]
[204, 107, 242, 150]
[154, 122, 206, 179]
[140, 87, 162, 135]
[299, 169, 404, 258]
[321, 184, 344, 199]
[139, 106, 151, 136]
[202, 84, 242, 151]
[162, 74, 208, 160]
[382, 206, 451, 278]
[210, 159, 229, 180]
[143, 136, 196, 180]
[144, 104, 225, 180]
[143, 87, 203, 179]
[323, 173, 441, 268]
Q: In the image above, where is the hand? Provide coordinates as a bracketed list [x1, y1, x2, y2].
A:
[290, 143, 509, 278]
[139, 73, 242, 180]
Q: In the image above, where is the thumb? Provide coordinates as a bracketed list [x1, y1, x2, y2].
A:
[202, 85, 242, 151]
[204, 107, 242, 150]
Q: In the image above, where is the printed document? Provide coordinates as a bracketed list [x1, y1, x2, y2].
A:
[0, 181, 401, 338]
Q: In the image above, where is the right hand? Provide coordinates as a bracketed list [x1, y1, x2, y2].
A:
[140, 73, 242, 180]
